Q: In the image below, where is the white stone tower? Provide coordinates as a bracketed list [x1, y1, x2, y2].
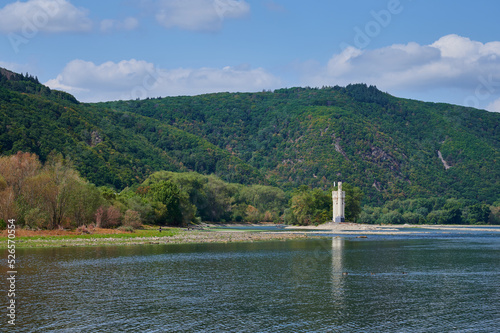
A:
[332, 182, 345, 223]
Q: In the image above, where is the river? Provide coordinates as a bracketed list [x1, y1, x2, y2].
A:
[3, 230, 500, 332]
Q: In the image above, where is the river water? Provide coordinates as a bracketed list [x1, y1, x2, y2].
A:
[3, 231, 500, 332]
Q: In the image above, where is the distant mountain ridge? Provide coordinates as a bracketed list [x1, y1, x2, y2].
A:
[1, 67, 499, 204]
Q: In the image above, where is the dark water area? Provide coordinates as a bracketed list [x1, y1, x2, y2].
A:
[2, 232, 500, 332]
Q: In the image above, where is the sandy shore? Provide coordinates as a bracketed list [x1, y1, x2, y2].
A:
[2, 223, 498, 248]
[284, 222, 500, 234]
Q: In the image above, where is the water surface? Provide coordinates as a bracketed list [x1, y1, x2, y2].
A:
[2, 233, 500, 332]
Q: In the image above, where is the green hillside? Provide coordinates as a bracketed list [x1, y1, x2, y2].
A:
[0, 68, 262, 189]
[1, 68, 499, 205]
[103, 85, 500, 205]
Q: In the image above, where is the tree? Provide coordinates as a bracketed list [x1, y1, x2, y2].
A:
[237, 185, 286, 220]
[0, 152, 41, 222]
[489, 205, 500, 225]
[289, 187, 330, 225]
[342, 183, 364, 222]
[21, 172, 54, 228]
[464, 204, 490, 224]
[147, 180, 184, 226]
[123, 209, 142, 229]
[41, 154, 81, 229]
[0, 151, 41, 197]
[445, 208, 462, 225]
[203, 175, 236, 222]
[245, 205, 260, 223]
[0, 175, 15, 223]
[96, 205, 122, 228]
[68, 182, 104, 227]
[379, 210, 404, 224]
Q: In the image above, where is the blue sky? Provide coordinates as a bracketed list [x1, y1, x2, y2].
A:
[1, 0, 500, 112]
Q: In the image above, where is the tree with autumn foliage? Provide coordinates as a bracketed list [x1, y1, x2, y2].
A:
[0, 152, 103, 229]
[0, 152, 41, 223]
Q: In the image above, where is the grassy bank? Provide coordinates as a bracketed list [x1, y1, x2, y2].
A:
[0, 227, 181, 248]
[0, 226, 309, 248]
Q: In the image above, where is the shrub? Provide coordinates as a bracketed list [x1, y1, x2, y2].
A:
[379, 211, 404, 225]
[118, 226, 135, 232]
[24, 207, 49, 229]
[123, 209, 142, 229]
[402, 212, 423, 224]
[76, 225, 91, 234]
[95, 206, 122, 228]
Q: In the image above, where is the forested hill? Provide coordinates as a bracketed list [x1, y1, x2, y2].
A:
[1, 67, 499, 204]
[0, 68, 263, 189]
[101, 85, 500, 204]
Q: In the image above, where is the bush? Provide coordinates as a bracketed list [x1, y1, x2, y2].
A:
[76, 225, 91, 234]
[402, 212, 423, 224]
[489, 206, 500, 224]
[95, 206, 122, 228]
[358, 211, 375, 224]
[379, 211, 404, 225]
[24, 207, 49, 229]
[123, 209, 142, 229]
[426, 210, 448, 224]
[245, 205, 260, 223]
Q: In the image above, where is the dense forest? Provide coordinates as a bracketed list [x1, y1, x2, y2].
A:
[102, 85, 499, 205]
[0, 152, 286, 229]
[0, 152, 362, 229]
[0, 67, 499, 227]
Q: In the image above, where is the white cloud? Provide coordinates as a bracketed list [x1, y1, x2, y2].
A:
[305, 35, 500, 109]
[0, 0, 92, 33]
[100, 17, 139, 33]
[486, 98, 500, 112]
[0, 61, 32, 74]
[155, 0, 250, 31]
[45, 59, 281, 102]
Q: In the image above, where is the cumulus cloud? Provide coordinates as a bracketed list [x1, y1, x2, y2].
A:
[45, 59, 281, 102]
[100, 17, 139, 33]
[305, 34, 500, 110]
[0, 0, 92, 33]
[486, 98, 500, 113]
[155, 0, 250, 31]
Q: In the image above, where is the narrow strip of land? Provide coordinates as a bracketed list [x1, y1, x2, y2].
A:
[1, 223, 498, 248]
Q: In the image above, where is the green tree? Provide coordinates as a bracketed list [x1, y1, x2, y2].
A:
[340, 183, 364, 222]
[463, 204, 490, 224]
[68, 182, 104, 227]
[148, 180, 184, 226]
[379, 210, 404, 224]
[445, 208, 462, 225]
[289, 187, 330, 225]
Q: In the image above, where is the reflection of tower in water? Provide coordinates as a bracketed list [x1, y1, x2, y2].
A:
[331, 237, 345, 301]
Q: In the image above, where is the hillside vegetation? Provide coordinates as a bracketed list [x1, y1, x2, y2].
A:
[0, 69, 262, 189]
[1, 67, 499, 209]
[103, 85, 500, 205]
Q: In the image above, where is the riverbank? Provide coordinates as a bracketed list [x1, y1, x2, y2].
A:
[284, 222, 500, 235]
[0, 225, 309, 248]
[1, 223, 498, 248]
